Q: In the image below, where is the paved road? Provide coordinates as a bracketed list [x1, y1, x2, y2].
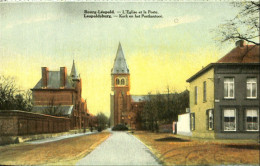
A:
[76, 131, 161, 165]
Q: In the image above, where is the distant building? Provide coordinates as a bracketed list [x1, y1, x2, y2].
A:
[110, 43, 131, 127]
[186, 40, 259, 139]
[110, 43, 148, 129]
[130, 95, 147, 129]
[31, 60, 89, 129]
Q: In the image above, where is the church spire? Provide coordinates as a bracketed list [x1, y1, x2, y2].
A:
[70, 60, 80, 80]
[111, 42, 130, 74]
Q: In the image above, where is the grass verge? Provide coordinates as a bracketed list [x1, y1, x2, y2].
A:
[133, 131, 259, 165]
[0, 132, 110, 165]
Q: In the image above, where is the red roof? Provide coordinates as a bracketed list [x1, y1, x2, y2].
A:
[217, 45, 259, 63]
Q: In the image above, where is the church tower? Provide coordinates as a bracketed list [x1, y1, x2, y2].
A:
[70, 60, 82, 129]
[110, 43, 131, 127]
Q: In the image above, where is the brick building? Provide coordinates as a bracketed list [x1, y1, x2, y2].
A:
[110, 43, 148, 129]
[31, 60, 89, 129]
[110, 43, 132, 127]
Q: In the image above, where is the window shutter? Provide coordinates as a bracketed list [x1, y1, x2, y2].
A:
[193, 113, 195, 130]
[221, 109, 224, 131]
[242, 109, 246, 131]
[211, 109, 214, 130]
[206, 110, 209, 130]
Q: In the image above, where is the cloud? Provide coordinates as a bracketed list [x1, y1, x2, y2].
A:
[154, 15, 202, 29]
[5, 14, 59, 29]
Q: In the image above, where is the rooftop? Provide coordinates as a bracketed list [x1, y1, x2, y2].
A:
[187, 41, 260, 82]
[111, 42, 130, 74]
[32, 71, 74, 89]
[217, 45, 259, 63]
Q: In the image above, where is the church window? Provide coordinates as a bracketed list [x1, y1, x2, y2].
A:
[116, 78, 120, 85]
[121, 78, 125, 85]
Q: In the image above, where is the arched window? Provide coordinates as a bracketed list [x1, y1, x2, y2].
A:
[116, 78, 120, 85]
[121, 78, 125, 85]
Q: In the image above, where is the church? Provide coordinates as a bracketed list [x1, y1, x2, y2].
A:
[110, 43, 145, 129]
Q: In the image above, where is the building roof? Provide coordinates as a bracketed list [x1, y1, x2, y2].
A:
[111, 42, 130, 74]
[217, 45, 259, 63]
[32, 105, 74, 116]
[70, 60, 80, 80]
[187, 43, 260, 83]
[32, 71, 74, 89]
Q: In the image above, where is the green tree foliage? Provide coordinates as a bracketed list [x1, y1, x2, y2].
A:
[0, 76, 32, 111]
[214, 1, 260, 45]
[141, 89, 189, 132]
[96, 112, 109, 131]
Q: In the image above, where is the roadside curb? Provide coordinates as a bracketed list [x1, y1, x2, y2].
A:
[45, 132, 112, 165]
[130, 133, 164, 166]
[0, 129, 90, 146]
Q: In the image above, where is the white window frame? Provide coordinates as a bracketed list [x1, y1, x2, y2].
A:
[223, 109, 236, 131]
[208, 109, 213, 130]
[246, 78, 257, 99]
[224, 78, 235, 99]
[246, 109, 259, 131]
[190, 113, 195, 131]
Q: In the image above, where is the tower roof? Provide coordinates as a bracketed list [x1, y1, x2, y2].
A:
[70, 60, 80, 80]
[111, 42, 130, 74]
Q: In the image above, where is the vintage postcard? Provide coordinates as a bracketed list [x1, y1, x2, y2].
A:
[0, 0, 259, 165]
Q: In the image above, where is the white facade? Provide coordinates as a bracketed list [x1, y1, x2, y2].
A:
[177, 113, 192, 136]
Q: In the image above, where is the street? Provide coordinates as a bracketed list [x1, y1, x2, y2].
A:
[77, 131, 161, 165]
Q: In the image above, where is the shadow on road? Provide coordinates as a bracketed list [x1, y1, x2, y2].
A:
[155, 136, 190, 142]
[223, 144, 260, 150]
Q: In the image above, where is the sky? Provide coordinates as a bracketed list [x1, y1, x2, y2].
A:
[0, 1, 240, 116]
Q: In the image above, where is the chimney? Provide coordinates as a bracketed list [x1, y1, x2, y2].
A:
[60, 67, 67, 88]
[235, 40, 246, 47]
[41, 67, 49, 88]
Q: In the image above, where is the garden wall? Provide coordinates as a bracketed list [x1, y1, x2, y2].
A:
[0, 110, 70, 136]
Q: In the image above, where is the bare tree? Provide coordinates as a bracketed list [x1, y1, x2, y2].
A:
[214, 1, 259, 45]
[0, 76, 32, 111]
[43, 97, 63, 116]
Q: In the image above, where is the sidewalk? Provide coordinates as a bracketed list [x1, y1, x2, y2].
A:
[27, 131, 98, 144]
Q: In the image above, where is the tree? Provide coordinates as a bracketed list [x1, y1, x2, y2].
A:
[141, 89, 189, 132]
[96, 112, 109, 131]
[214, 1, 259, 45]
[43, 97, 63, 116]
[0, 76, 32, 111]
